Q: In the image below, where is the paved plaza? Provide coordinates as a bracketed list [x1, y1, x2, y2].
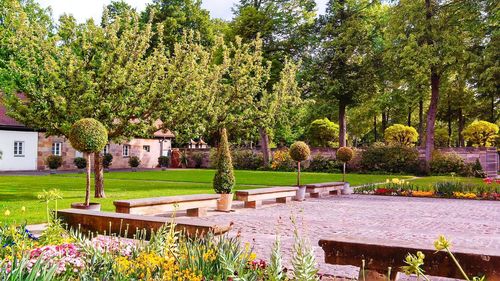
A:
[202, 195, 500, 279]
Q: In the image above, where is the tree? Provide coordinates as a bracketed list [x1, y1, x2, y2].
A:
[308, 118, 339, 147]
[289, 141, 310, 186]
[312, 0, 379, 147]
[462, 120, 499, 147]
[384, 124, 419, 147]
[68, 119, 108, 207]
[213, 128, 235, 194]
[3, 6, 169, 197]
[385, 0, 482, 170]
[336, 146, 353, 182]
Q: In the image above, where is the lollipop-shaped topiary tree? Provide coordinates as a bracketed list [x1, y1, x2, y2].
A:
[289, 141, 311, 187]
[69, 118, 108, 207]
[336, 147, 353, 182]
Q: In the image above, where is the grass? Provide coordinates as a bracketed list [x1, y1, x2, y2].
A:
[410, 176, 489, 188]
[0, 169, 410, 224]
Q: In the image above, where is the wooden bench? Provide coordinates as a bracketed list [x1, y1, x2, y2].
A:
[57, 209, 231, 239]
[305, 182, 345, 198]
[236, 186, 298, 208]
[114, 194, 220, 217]
[319, 237, 500, 281]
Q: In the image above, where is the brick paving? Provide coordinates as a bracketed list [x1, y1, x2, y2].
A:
[200, 195, 500, 280]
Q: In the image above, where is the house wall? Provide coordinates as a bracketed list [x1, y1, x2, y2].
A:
[0, 130, 38, 171]
[37, 133, 172, 171]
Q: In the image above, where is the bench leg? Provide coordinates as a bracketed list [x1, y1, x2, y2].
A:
[276, 197, 291, 204]
[187, 207, 207, 217]
[244, 201, 262, 209]
[329, 190, 341, 195]
[310, 192, 320, 198]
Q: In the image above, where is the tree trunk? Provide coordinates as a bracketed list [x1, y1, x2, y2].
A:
[297, 161, 301, 186]
[381, 111, 387, 133]
[259, 127, 271, 167]
[94, 152, 105, 198]
[85, 152, 91, 206]
[418, 98, 424, 146]
[339, 100, 347, 147]
[373, 114, 377, 142]
[425, 72, 440, 171]
[458, 108, 465, 147]
[407, 107, 412, 126]
[447, 95, 452, 147]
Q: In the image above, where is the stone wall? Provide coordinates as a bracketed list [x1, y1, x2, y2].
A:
[37, 133, 171, 170]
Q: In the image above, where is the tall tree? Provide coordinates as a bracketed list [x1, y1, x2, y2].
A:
[3, 6, 169, 197]
[312, 0, 379, 146]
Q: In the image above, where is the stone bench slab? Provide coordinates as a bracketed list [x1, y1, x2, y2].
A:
[57, 209, 231, 239]
[305, 182, 345, 198]
[236, 186, 298, 208]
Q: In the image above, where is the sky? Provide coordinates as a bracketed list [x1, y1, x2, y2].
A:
[35, 0, 329, 23]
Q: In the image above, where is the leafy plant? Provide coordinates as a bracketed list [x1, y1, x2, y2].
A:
[462, 120, 499, 147]
[191, 151, 204, 168]
[361, 144, 419, 173]
[430, 151, 465, 175]
[271, 148, 295, 171]
[102, 153, 113, 169]
[384, 124, 419, 147]
[213, 128, 235, 194]
[289, 141, 311, 186]
[73, 157, 87, 169]
[158, 156, 170, 168]
[128, 156, 141, 168]
[45, 155, 62, 170]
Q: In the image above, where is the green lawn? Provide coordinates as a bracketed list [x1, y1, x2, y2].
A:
[1, 169, 409, 224]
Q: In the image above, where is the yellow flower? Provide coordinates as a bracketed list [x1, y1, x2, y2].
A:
[386, 179, 390, 183]
[434, 235, 451, 251]
[21, 206, 26, 212]
[4, 210, 10, 216]
[248, 252, 257, 261]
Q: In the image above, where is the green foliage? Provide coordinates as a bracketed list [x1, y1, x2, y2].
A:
[384, 124, 419, 147]
[73, 157, 87, 169]
[128, 156, 141, 168]
[158, 156, 170, 168]
[291, 216, 319, 281]
[434, 128, 450, 148]
[190, 152, 205, 168]
[45, 155, 62, 170]
[307, 154, 341, 173]
[430, 151, 464, 175]
[289, 141, 311, 162]
[462, 120, 499, 147]
[68, 119, 108, 153]
[270, 149, 295, 171]
[232, 149, 264, 170]
[336, 147, 354, 163]
[213, 129, 235, 194]
[103, 153, 113, 169]
[308, 118, 339, 147]
[361, 144, 419, 173]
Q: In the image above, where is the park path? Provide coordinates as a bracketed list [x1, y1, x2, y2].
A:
[198, 194, 500, 279]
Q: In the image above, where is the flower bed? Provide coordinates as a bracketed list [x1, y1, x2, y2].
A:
[355, 178, 500, 201]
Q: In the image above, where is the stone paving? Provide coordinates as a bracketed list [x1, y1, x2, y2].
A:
[200, 195, 500, 279]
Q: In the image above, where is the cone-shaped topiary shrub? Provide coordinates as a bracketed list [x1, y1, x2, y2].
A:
[213, 128, 235, 194]
[68, 118, 108, 206]
[289, 141, 311, 186]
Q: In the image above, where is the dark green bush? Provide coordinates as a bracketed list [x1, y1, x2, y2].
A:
[307, 154, 341, 173]
[361, 145, 419, 173]
[191, 152, 205, 168]
[430, 151, 464, 175]
[213, 128, 235, 194]
[103, 153, 113, 168]
[128, 156, 141, 168]
[158, 156, 170, 168]
[73, 157, 87, 169]
[46, 155, 63, 170]
[232, 149, 264, 170]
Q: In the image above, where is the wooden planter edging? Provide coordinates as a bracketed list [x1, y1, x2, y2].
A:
[57, 209, 231, 239]
[318, 237, 500, 281]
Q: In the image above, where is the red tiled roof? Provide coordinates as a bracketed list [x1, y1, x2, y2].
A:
[0, 101, 26, 128]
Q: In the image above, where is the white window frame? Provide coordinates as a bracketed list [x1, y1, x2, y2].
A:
[14, 141, 25, 157]
[52, 142, 62, 156]
[75, 150, 83, 158]
[143, 145, 150, 152]
[103, 144, 110, 155]
[122, 144, 130, 157]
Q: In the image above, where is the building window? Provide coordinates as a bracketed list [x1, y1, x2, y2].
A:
[75, 150, 83, 158]
[103, 144, 110, 155]
[122, 145, 130, 157]
[52, 142, 62, 156]
[143, 145, 150, 152]
[14, 141, 24, 157]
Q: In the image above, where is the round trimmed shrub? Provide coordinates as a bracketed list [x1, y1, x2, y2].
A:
[289, 141, 311, 162]
[462, 120, 499, 147]
[73, 157, 87, 169]
[128, 156, 141, 168]
[430, 151, 464, 175]
[308, 118, 339, 147]
[158, 156, 170, 168]
[46, 155, 63, 170]
[384, 124, 418, 147]
[68, 118, 108, 153]
[336, 147, 353, 163]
